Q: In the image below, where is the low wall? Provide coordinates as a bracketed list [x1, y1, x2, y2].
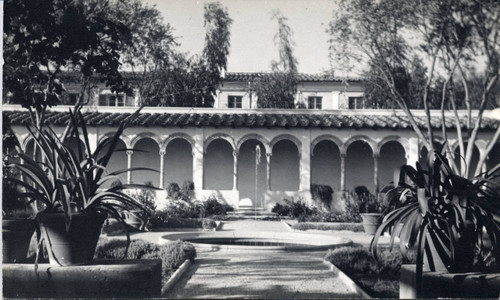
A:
[400, 264, 500, 298]
[3, 259, 162, 298]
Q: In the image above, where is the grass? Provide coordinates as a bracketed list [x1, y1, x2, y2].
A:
[325, 246, 403, 298]
[292, 222, 364, 232]
[95, 239, 196, 283]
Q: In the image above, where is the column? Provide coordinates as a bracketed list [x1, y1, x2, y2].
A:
[232, 150, 238, 190]
[159, 150, 165, 189]
[192, 129, 204, 190]
[373, 153, 379, 195]
[266, 152, 272, 190]
[340, 152, 346, 191]
[299, 142, 311, 191]
[408, 137, 420, 168]
[126, 150, 133, 184]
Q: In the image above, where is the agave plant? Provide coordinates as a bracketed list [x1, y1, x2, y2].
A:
[370, 149, 500, 295]
[5, 104, 158, 234]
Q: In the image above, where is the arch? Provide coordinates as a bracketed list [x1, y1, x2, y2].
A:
[131, 137, 161, 186]
[377, 136, 409, 158]
[269, 134, 302, 156]
[345, 139, 375, 192]
[270, 139, 300, 191]
[418, 137, 445, 152]
[130, 132, 161, 149]
[98, 132, 131, 149]
[204, 133, 236, 153]
[164, 137, 193, 186]
[311, 135, 343, 155]
[162, 133, 195, 151]
[236, 134, 270, 154]
[204, 138, 234, 190]
[379, 140, 407, 187]
[343, 135, 377, 155]
[311, 139, 341, 190]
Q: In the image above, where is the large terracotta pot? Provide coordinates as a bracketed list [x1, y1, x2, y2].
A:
[360, 213, 383, 235]
[38, 212, 105, 266]
[2, 219, 36, 263]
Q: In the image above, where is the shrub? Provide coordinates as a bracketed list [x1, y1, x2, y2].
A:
[180, 180, 195, 201]
[150, 213, 209, 228]
[166, 182, 181, 200]
[271, 203, 291, 216]
[325, 246, 379, 275]
[125, 183, 157, 212]
[202, 218, 217, 229]
[310, 184, 334, 209]
[292, 222, 364, 232]
[101, 219, 127, 236]
[203, 196, 233, 216]
[95, 239, 196, 279]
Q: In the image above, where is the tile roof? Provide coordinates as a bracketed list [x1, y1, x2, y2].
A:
[4, 110, 498, 130]
[223, 72, 363, 82]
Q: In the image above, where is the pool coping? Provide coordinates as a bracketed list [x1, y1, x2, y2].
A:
[158, 231, 353, 251]
[322, 260, 371, 299]
[161, 259, 192, 296]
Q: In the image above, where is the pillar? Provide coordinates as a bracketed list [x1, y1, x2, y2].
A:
[126, 150, 133, 184]
[408, 137, 420, 168]
[266, 152, 272, 190]
[340, 152, 346, 191]
[299, 134, 311, 205]
[232, 150, 238, 190]
[159, 150, 165, 189]
[373, 153, 379, 195]
[192, 129, 204, 190]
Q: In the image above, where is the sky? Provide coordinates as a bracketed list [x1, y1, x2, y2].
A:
[144, 0, 338, 74]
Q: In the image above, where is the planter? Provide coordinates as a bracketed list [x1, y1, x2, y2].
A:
[360, 213, 382, 235]
[2, 219, 36, 263]
[400, 264, 500, 298]
[38, 212, 106, 266]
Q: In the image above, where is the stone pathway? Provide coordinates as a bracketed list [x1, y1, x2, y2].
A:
[163, 220, 359, 299]
[164, 250, 358, 299]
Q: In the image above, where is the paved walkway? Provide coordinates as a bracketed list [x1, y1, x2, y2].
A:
[163, 220, 359, 299]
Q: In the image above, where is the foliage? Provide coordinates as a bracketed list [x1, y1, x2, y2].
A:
[292, 222, 364, 232]
[371, 151, 500, 295]
[181, 180, 196, 201]
[203, 196, 233, 217]
[310, 184, 334, 209]
[141, 2, 232, 107]
[149, 214, 215, 229]
[271, 203, 292, 217]
[328, 0, 500, 177]
[254, 9, 299, 109]
[111, 0, 177, 106]
[5, 104, 157, 238]
[2, 115, 33, 218]
[125, 182, 157, 212]
[95, 239, 196, 279]
[3, 0, 131, 127]
[341, 187, 385, 222]
[325, 246, 406, 298]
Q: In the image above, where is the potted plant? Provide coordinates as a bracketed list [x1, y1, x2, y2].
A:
[349, 186, 386, 234]
[6, 104, 157, 266]
[2, 115, 36, 263]
[121, 181, 157, 231]
[371, 150, 500, 297]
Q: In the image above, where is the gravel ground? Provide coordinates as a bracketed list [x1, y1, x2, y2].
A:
[163, 250, 359, 299]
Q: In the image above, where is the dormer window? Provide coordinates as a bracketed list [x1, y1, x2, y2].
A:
[228, 95, 242, 108]
[348, 97, 365, 109]
[308, 96, 322, 109]
[99, 93, 126, 107]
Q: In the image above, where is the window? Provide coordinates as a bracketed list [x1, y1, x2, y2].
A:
[61, 92, 78, 105]
[228, 96, 243, 108]
[308, 96, 322, 109]
[98, 93, 126, 107]
[348, 97, 365, 109]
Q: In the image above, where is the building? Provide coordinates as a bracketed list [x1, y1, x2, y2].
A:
[3, 73, 500, 210]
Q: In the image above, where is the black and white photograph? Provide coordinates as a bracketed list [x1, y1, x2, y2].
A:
[2, 0, 500, 298]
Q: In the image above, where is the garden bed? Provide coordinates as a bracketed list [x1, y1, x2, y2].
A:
[292, 222, 363, 232]
[324, 246, 403, 298]
[95, 238, 196, 285]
